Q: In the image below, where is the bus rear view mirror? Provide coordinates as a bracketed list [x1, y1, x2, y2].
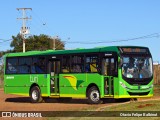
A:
[51, 72, 54, 76]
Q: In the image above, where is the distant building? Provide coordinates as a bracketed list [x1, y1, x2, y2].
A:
[153, 61, 159, 65]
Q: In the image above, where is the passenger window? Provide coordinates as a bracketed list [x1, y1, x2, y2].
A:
[71, 55, 84, 73]
[18, 57, 32, 74]
[62, 56, 70, 73]
[31, 57, 46, 73]
[86, 55, 98, 73]
[6, 58, 18, 74]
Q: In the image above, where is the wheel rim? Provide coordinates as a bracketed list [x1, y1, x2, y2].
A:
[90, 90, 99, 102]
[32, 90, 38, 101]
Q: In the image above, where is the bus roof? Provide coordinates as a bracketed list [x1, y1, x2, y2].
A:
[5, 46, 148, 57]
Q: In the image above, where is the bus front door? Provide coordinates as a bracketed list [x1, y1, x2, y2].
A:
[104, 76, 114, 96]
[48, 60, 60, 95]
[103, 56, 117, 96]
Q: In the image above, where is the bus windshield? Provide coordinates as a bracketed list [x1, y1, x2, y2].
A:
[122, 56, 153, 79]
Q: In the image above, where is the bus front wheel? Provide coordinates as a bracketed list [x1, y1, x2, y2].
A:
[30, 86, 43, 103]
[87, 86, 101, 104]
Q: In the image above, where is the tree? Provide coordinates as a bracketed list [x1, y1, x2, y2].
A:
[10, 34, 23, 52]
[49, 37, 65, 50]
[10, 34, 65, 52]
[0, 50, 13, 57]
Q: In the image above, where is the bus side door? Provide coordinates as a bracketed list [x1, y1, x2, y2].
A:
[103, 54, 118, 96]
[48, 58, 60, 95]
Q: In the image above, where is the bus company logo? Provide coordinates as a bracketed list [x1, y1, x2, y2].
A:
[30, 75, 38, 83]
[6, 76, 14, 79]
[63, 75, 84, 90]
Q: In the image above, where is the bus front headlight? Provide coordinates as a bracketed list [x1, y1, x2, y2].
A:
[120, 81, 127, 88]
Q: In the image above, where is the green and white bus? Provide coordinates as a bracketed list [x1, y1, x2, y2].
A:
[4, 46, 153, 104]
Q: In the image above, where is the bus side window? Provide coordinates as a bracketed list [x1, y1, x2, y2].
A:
[72, 65, 82, 72]
[62, 56, 70, 73]
[102, 59, 109, 75]
[90, 63, 97, 72]
[85, 64, 90, 72]
[6, 58, 18, 74]
[102, 57, 118, 76]
[70, 55, 84, 73]
[86, 55, 98, 73]
[31, 65, 36, 73]
[62, 67, 69, 73]
[32, 57, 46, 74]
[18, 57, 32, 74]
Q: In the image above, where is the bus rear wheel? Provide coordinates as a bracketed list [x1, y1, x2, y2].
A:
[30, 86, 43, 103]
[87, 86, 101, 104]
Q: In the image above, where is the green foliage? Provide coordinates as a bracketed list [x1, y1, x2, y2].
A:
[0, 50, 13, 57]
[10, 34, 65, 52]
[10, 34, 23, 52]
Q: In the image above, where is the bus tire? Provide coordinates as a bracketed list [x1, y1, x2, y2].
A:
[87, 86, 101, 104]
[30, 86, 43, 103]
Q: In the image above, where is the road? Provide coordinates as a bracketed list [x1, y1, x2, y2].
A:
[0, 88, 118, 112]
[0, 88, 159, 119]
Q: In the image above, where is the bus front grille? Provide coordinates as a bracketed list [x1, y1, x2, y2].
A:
[127, 91, 150, 96]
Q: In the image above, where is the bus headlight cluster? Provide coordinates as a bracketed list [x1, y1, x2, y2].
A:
[150, 84, 153, 88]
[120, 82, 127, 88]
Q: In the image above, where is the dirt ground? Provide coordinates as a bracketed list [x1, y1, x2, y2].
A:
[0, 88, 121, 119]
[1, 88, 159, 120]
[0, 88, 118, 112]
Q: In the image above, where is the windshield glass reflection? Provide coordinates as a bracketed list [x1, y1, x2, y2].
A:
[122, 56, 153, 78]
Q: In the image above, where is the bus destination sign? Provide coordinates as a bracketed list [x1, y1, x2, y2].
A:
[120, 47, 148, 53]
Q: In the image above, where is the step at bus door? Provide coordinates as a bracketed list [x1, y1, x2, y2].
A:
[48, 60, 60, 94]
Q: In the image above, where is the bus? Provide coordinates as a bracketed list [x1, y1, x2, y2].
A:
[4, 46, 153, 104]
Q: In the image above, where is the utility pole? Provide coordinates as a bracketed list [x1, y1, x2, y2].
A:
[17, 8, 32, 53]
[53, 37, 55, 50]
[53, 36, 58, 50]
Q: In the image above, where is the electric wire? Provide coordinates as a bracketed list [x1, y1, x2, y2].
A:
[66, 33, 159, 44]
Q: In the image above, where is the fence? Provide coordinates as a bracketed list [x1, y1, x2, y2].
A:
[154, 64, 160, 84]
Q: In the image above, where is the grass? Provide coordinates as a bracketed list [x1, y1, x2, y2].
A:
[103, 100, 160, 111]
[46, 100, 160, 120]
[84, 101, 160, 120]
[62, 100, 160, 120]
[47, 85, 160, 120]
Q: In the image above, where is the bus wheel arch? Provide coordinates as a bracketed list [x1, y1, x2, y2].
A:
[86, 83, 101, 104]
[29, 83, 43, 103]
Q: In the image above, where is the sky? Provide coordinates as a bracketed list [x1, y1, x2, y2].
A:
[0, 0, 160, 62]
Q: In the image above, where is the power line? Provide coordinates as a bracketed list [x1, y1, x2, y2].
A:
[0, 39, 12, 43]
[0, 32, 159, 47]
[66, 33, 160, 44]
[32, 10, 52, 34]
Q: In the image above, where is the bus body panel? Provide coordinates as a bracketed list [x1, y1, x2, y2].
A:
[112, 69, 153, 98]
[4, 74, 50, 96]
[116, 79, 153, 98]
[59, 73, 104, 98]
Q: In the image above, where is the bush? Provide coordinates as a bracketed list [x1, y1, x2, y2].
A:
[0, 74, 3, 85]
